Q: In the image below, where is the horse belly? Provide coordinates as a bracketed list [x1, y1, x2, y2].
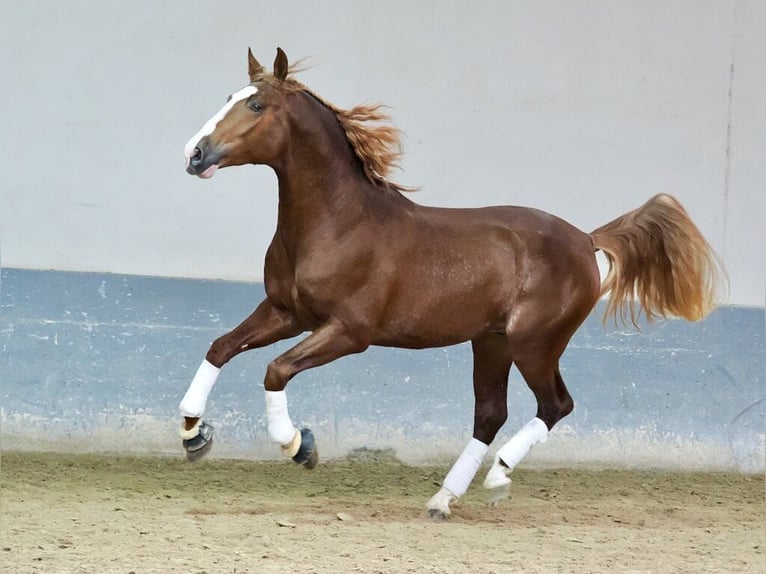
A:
[371, 223, 598, 349]
[373, 267, 510, 349]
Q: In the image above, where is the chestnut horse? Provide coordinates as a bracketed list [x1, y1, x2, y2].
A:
[178, 48, 723, 519]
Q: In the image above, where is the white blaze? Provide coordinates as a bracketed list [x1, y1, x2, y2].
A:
[184, 85, 258, 166]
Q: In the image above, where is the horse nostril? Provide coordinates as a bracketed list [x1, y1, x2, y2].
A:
[190, 146, 204, 167]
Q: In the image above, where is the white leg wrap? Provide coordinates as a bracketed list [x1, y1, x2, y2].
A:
[483, 417, 549, 489]
[443, 438, 489, 497]
[179, 360, 220, 417]
[427, 438, 489, 516]
[265, 390, 298, 446]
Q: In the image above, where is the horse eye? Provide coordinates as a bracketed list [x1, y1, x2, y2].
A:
[226, 95, 232, 102]
[248, 100, 263, 112]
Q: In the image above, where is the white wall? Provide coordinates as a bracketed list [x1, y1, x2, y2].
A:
[1, 1, 763, 306]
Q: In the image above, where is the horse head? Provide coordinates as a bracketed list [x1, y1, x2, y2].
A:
[184, 48, 292, 178]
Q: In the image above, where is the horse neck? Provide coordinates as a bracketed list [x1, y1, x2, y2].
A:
[272, 95, 376, 237]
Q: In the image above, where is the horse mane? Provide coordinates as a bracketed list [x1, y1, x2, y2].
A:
[261, 69, 412, 193]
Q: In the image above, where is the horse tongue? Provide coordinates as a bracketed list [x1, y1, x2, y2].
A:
[199, 164, 219, 179]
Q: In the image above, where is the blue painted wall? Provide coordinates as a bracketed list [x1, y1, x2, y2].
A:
[1, 268, 763, 472]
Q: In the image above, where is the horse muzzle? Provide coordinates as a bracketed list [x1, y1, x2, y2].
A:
[185, 136, 221, 179]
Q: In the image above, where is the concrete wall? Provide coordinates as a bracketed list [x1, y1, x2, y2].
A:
[1, 269, 763, 472]
[0, 0, 764, 305]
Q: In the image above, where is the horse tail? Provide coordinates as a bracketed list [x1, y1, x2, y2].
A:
[590, 193, 726, 325]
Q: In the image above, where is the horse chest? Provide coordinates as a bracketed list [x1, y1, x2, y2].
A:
[265, 266, 327, 329]
[266, 236, 360, 322]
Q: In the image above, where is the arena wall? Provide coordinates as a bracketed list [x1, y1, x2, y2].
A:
[2, 269, 763, 472]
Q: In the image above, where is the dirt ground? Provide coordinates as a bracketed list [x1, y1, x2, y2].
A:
[1, 451, 763, 574]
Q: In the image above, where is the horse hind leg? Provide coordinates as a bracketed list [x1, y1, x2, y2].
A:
[483, 354, 573, 492]
[480, 265, 593, 496]
[427, 334, 512, 520]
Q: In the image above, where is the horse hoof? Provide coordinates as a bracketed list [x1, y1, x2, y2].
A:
[292, 428, 318, 469]
[185, 437, 214, 462]
[427, 508, 449, 522]
[483, 461, 512, 490]
[182, 421, 214, 462]
[303, 444, 319, 470]
[486, 485, 510, 507]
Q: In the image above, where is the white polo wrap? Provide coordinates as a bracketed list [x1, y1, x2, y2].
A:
[265, 390, 298, 446]
[179, 360, 220, 417]
[484, 417, 549, 489]
[496, 417, 549, 469]
[443, 438, 489, 497]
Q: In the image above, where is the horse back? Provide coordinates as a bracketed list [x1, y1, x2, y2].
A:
[366, 203, 602, 348]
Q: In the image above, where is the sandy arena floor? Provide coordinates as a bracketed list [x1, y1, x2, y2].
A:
[1, 451, 763, 573]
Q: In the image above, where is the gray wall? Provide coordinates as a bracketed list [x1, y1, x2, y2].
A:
[2, 269, 763, 472]
[1, 1, 764, 305]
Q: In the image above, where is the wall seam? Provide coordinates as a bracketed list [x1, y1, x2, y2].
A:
[721, 0, 738, 262]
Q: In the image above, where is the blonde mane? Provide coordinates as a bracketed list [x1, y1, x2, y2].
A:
[262, 70, 411, 192]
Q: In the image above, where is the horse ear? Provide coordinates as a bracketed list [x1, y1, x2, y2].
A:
[273, 47, 288, 82]
[248, 47, 264, 82]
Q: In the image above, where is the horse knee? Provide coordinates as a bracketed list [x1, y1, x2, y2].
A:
[206, 336, 237, 367]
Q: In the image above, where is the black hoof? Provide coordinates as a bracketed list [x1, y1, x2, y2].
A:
[292, 428, 318, 469]
[427, 509, 448, 522]
[182, 421, 214, 462]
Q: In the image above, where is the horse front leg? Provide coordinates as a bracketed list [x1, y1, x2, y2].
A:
[179, 299, 302, 461]
[261, 320, 368, 469]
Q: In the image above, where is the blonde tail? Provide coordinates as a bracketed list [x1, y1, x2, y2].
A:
[591, 194, 726, 324]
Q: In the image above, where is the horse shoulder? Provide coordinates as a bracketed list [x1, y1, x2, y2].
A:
[263, 239, 297, 310]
